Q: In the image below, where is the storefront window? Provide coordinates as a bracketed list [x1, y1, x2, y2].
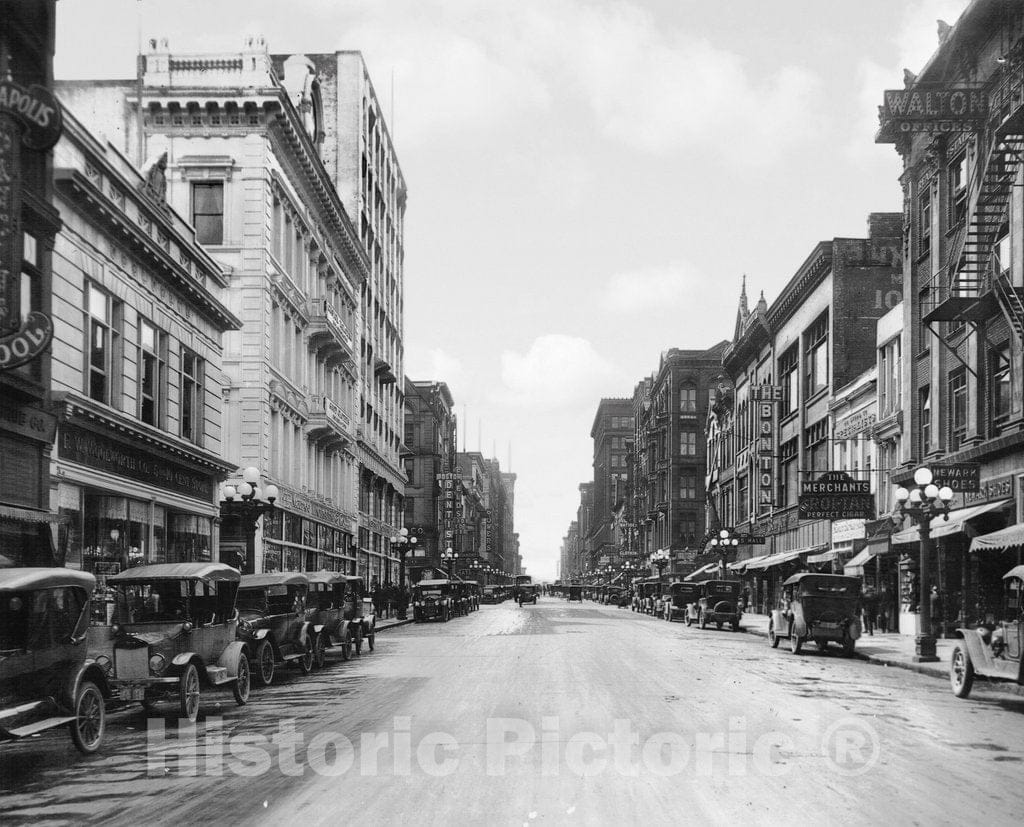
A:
[128, 500, 149, 567]
[302, 518, 317, 549]
[318, 524, 333, 552]
[152, 505, 166, 563]
[263, 541, 282, 572]
[264, 510, 283, 540]
[284, 547, 301, 571]
[167, 513, 212, 563]
[83, 494, 129, 574]
[284, 513, 303, 545]
[57, 483, 83, 569]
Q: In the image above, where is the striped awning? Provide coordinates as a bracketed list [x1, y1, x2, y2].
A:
[807, 549, 840, 564]
[892, 500, 1011, 544]
[0, 504, 60, 524]
[970, 523, 1024, 553]
[745, 545, 827, 571]
[684, 562, 719, 581]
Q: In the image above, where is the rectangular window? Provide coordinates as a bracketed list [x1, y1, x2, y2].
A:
[918, 186, 931, 252]
[949, 154, 967, 225]
[86, 282, 120, 404]
[804, 312, 829, 398]
[191, 182, 224, 245]
[737, 475, 749, 522]
[138, 319, 166, 427]
[991, 345, 1011, 424]
[949, 370, 967, 451]
[780, 438, 799, 506]
[679, 386, 697, 414]
[919, 386, 931, 457]
[680, 431, 697, 456]
[181, 348, 205, 444]
[804, 419, 828, 475]
[679, 473, 696, 500]
[779, 346, 798, 416]
[995, 226, 1011, 279]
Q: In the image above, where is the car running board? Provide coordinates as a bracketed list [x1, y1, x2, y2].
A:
[6, 715, 77, 736]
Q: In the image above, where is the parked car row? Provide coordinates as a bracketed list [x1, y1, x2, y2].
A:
[481, 585, 514, 604]
[1, 564, 382, 757]
[410, 579, 480, 622]
[627, 579, 744, 632]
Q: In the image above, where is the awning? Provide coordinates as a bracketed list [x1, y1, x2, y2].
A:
[0, 504, 61, 524]
[970, 523, 1024, 553]
[729, 553, 769, 572]
[807, 549, 840, 564]
[684, 562, 719, 581]
[745, 545, 826, 571]
[891, 500, 1012, 544]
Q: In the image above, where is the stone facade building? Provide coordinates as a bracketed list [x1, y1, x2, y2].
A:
[585, 398, 633, 573]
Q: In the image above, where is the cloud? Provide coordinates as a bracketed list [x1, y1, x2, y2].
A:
[333, 0, 819, 161]
[494, 335, 623, 411]
[847, 0, 971, 159]
[404, 347, 469, 400]
[600, 263, 705, 314]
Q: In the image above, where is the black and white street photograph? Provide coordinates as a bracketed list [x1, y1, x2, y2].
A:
[1, 0, 1023, 824]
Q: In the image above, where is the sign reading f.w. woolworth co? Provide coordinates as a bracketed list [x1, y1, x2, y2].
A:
[0, 78, 63, 371]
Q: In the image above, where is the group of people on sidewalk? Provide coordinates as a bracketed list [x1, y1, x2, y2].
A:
[369, 582, 408, 619]
[860, 585, 896, 635]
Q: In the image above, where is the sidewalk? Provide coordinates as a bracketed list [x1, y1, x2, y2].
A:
[375, 615, 415, 631]
[741, 612, 1024, 697]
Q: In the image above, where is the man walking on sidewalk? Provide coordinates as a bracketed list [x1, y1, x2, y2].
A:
[862, 586, 877, 636]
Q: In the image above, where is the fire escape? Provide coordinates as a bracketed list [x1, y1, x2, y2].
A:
[923, 58, 1024, 349]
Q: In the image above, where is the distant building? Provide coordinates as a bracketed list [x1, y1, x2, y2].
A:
[585, 399, 633, 572]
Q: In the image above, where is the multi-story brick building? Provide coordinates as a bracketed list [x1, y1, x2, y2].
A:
[710, 215, 902, 611]
[876, 0, 1024, 633]
[49, 107, 240, 576]
[59, 38, 370, 575]
[403, 379, 456, 578]
[631, 344, 729, 579]
[585, 398, 633, 572]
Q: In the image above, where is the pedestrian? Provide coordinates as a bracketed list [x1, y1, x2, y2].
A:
[877, 585, 890, 633]
[862, 586, 877, 636]
[372, 582, 384, 619]
[930, 585, 943, 638]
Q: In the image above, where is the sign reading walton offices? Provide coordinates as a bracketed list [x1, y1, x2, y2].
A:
[0, 79, 63, 370]
[879, 83, 987, 137]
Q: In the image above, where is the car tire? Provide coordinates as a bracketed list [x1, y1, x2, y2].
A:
[699, 612, 707, 630]
[253, 640, 275, 687]
[313, 633, 327, 669]
[70, 680, 106, 754]
[950, 642, 974, 698]
[769, 623, 780, 648]
[341, 630, 353, 661]
[840, 634, 856, 658]
[789, 632, 803, 655]
[179, 663, 201, 723]
[298, 638, 314, 674]
[232, 653, 250, 706]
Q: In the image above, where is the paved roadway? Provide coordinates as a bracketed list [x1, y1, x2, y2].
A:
[2, 597, 1023, 826]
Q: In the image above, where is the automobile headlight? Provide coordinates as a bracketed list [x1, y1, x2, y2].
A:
[149, 653, 167, 675]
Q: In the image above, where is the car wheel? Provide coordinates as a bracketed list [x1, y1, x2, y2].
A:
[253, 640, 275, 687]
[840, 634, 856, 658]
[233, 653, 250, 706]
[950, 643, 974, 698]
[298, 638, 314, 674]
[699, 612, 707, 630]
[313, 634, 327, 669]
[178, 664, 201, 723]
[70, 680, 106, 754]
[769, 623, 780, 648]
[341, 630, 353, 661]
[789, 632, 803, 655]
[355, 629, 363, 654]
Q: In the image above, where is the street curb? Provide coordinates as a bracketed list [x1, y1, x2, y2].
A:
[375, 618, 415, 631]
[743, 624, 1024, 697]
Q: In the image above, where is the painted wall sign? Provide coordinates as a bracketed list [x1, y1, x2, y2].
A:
[752, 384, 780, 509]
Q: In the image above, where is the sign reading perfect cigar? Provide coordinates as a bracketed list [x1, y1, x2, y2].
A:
[799, 471, 874, 521]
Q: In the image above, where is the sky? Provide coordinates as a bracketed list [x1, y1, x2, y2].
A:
[56, 0, 971, 581]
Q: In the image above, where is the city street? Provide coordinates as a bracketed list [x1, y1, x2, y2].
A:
[2, 597, 1022, 825]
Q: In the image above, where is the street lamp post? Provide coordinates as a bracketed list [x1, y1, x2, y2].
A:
[708, 528, 741, 577]
[221, 466, 279, 574]
[390, 528, 417, 620]
[441, 547, 459, 579]
[894, 466, 954, 663]
[649, 548, 670, 580]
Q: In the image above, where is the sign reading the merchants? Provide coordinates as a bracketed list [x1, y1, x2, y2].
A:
[799, 471, 874, 521]
[751, 384, 781, 509]
[879, 84, 987, 138]
[0, 80, 63, 371]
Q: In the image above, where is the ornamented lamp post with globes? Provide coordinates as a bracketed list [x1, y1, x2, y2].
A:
[894, 466, 953, 663]
[709, 528, 741, 577]
[220, 466, 279, 574]
[441, 547, 459, 579]
[649, 548, 671, 579]
[390, 528, 417, 620]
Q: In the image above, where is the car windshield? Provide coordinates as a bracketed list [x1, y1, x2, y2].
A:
[115, 581, 189, 623]
[800, 579, 858, 596]
[0, 592, 28, 653]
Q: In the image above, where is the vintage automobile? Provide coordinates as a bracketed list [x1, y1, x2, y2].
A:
[412, 579, 456, 622]
[696, 580, 743, 631]
[481, 586, 500, 605]
[466, 582, 481, 611]
[604, 586, 626, 607]
[637, 580, 661, 615]
[663, 581, 701, 623]
[95, 563, 250, 723]
[769, 573, 862, 655]
[304, 571, 356, 667]
[518, 584, 539, 605]
[236, 572, 314, 686]
[1, 568, 109, 754]
[452, 581, 473, 616]
[567, 584, 583, 603]
[342, 576, 377, 654]
[950, 565, 1024, 699]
